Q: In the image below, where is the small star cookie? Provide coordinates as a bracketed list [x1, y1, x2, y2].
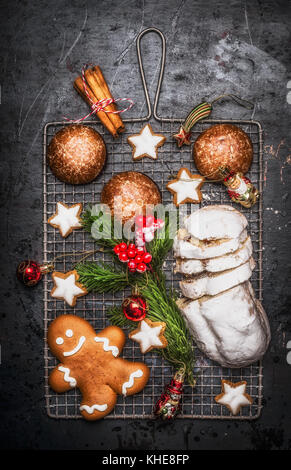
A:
[166, 168, 205, 206]
[215, 380, 253, 415]
[48, 202, 83, 238]
[129, 318, 168, 354]
[127, 124, 166, 161]
[50, 270, 87, 307]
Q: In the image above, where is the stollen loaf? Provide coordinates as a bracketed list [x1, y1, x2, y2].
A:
[183, 205, 248, 240]
[179, 258, 255, 299]
[174, 204, 270, 367]
[177, 282, 270, 368]
[175, 236, 253, 275]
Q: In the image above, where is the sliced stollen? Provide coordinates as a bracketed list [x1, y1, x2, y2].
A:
[174, 228, 248, 260]
[176, 282, 271, 368]
[183, 205, 248, 241]
[179, 257, 255, 299]
[175, 236, 253, 275]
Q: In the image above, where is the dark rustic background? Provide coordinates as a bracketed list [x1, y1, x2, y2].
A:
[0, 0, 290, 450]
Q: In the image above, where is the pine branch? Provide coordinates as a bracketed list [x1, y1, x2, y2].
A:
[81, 206, 99, 233]
[108, 270, 195, 385]
[77, 262, 130, 293]
[81, 206, 124, 249]
[140, 273, 195, 384]
[108, 306, 133, 329]
[78, 207, 195, 384]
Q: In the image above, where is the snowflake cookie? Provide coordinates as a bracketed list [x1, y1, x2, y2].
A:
[166, 167, 205, 206]
[127, 124, 166, 161]
[48, 202, 83, 238]
[129, 318, 168, 354]
[215, 380, 253, 415]
[50, 269, 87, 307]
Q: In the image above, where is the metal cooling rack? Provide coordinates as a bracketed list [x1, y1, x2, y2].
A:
[43, 28, 264, 420]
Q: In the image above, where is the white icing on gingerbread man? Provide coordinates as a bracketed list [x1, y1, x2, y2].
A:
[48, 315, 150, 421]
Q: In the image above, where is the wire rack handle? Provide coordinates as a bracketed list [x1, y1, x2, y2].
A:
[136, 27, 166, 122]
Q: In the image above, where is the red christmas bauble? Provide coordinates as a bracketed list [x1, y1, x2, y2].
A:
[16, 260, 42, 287]
[122, 295, 148, 322]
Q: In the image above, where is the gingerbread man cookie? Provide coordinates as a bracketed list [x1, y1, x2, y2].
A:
[47, 315, 150, 421]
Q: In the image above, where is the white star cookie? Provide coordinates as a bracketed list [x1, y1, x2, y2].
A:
[215, 380, 253, 415]
[166, 168, 205, 206]
[127, 124, 166, 161]
[50, 270, 87, 307]
[48, 202, 83, 238]
[129, 318, 168, 354]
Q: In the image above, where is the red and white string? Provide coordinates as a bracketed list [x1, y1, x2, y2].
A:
[64, 64, 134, 123]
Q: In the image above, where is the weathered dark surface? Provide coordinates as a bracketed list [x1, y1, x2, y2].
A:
[0, 0, 290, 450]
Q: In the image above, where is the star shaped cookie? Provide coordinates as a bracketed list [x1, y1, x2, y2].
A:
[48, 202, 83, 238]
[127, 124, 166, 161]
[129, 318, 168, 354]
[166, 167, 205, 206]
[50, 270, 87, 307]
[215, 380, 253, 415]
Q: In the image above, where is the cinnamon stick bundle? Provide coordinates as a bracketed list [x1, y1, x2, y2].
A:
[73, 66, 125, 137]
[91, 66, 125, 133]
[74, 76, 117, 137]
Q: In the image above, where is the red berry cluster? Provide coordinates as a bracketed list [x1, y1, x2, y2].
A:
[113, 242, 152, 273]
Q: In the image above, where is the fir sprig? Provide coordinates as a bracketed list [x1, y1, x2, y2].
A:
[81, 206, 124, 249]
[81, 206, 99, 234]
[77, 262, 129, 293]
[108, 306, 134, 329]
[76, 207, 195, 384]
[108, 270, 195, 385]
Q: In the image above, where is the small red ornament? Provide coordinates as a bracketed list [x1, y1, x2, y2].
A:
[154, 369, 185, 420]
[16, 260, 54, 287]
[134, 215, 165, 247]
[135, 215, 145, 227]
[219, 166, 259, 208]
[145, 214, 155, 226]
[122, 295, 148, 321]
[155, 218, 164, 228]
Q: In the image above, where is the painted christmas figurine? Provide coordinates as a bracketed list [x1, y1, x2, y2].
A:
[154, 369, 184, 420]
[220, 166, 259, 208]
